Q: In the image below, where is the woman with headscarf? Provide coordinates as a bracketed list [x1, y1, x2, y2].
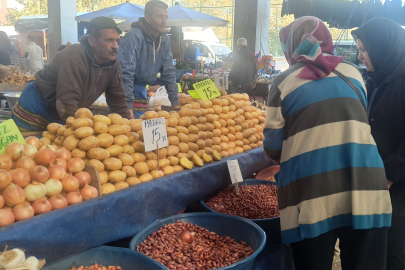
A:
[352, 17, 405, 270]
[0, 31, 18, 66]
[263, 16, 392, 270]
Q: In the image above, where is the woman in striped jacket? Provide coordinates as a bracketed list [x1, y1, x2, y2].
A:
[264, 16, 392, 270]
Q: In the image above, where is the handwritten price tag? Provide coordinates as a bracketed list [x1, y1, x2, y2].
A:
[187, 90, 201, 99]
[193, 79, 221, 101]
[0, 119, 26, 154]
[227, 160, 243, 184]
[142, 117, 168, 152]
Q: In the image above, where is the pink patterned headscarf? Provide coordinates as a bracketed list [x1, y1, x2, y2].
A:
[280, 16, 343, 80]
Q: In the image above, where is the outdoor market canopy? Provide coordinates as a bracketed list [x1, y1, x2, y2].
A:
[75, 2, 145, 22]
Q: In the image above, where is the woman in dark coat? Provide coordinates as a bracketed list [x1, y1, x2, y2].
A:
[0, 31, 18, 65]
[352, 17, 405, 270]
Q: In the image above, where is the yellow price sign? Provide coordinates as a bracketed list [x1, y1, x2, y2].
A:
[0, 119, 26, 154]
[187, 90, 201, 99]
[193, 79, 221, 101]
[178, 83, 182, 93]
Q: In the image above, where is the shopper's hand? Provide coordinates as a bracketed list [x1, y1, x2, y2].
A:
[252, 82, 257, 89]
[129, 109, 134, 119]
[387, 179, 393, 189]
[173, 105, 180, 108]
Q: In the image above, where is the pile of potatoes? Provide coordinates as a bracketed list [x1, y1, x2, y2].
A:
[42, 93, 265, 196]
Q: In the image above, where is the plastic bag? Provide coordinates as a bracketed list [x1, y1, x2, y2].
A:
[149, 86, 171, 108]
[92, 94, 107, 106]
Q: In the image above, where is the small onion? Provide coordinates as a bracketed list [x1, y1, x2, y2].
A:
[55, 158, 68, 171]
[0, 209, 15, 227]
[178, 230, 193, 244]
[0, 154, 12, 170]
[23, 144, 38, 158]
[13, 202, 34, 221]
[67, 191, 83, 205]
[48, 164, 66, 180]
[16, 156, 36, 170]
[25, 136, 42, 149]
[0, 169, 11, 189]
[11, 161, 16, 170]
[0, 195, 4, 208]
[11, 168, 31, 188]
[29, 166, 49, 184]
[80, 184, 98, 200]
[24, 182, 47, 202]
[32, 198, 52, 215]
[23, 256, 39, 269]
[67, 158, 85, 173]
[49, 194, 68, 210]
[0, 248, 25, 269]
[2, 183, 26, 206]
[56, 148, 72, 162]
[45, 179, 63, 196]
[75, 171, 91, 188]
[61, 174, 80, 192]
[5, 142, 24, 161]
[35, 147, 56, 166]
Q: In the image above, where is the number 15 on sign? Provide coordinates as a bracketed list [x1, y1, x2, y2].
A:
[142, 117, 168, 152]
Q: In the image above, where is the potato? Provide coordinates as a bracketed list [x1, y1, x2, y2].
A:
[205, 123, 214, 132]
[235, 140, 244, 147]
[72, 118, 93, 130]
[127, 132, 140, 143]
[63, 135, 80, 151]
[129, 119, 143, 132]
[144, 111, 158, 120]
[229, 105, 236, 112]
[202, 153, 212, 163]
[173, 165, 184, 172]
[66, 117, 75, 127]
[220, 142, 230, 151]
[243, 139, 250, 145]
[178, 117, 192, 126]
[132, 141, 145, 153]
[108, 113, 124, 125]
[101, 183, 115, 195]
[75, 108, 93, 119]
[104, 158, 123, 170]
[235, 147, 244, 154]
[43, 131, 57, 142]
[121, 118, 130, 126]
[99, 171, 109, 184]
[54, 136, 65, 146]
[93, 115, 111, 126]
[180, 157, 193, 170]
[227, 111, 237, 120]
[212, 137, 221, 146]
[74, 127, 94, 139]
[258, 116, 265, 123]
[163, 166, 175, 175]
[177, 133, 189, 143]
[109, 125, 125, 136]
[57, 126, 68, 136]
[155, 148, 166, 159]
[188, 125, 199, 134]
[166, 118, 178, 127]
[118, 153, 134, 166]
[93, 122, 109, 134]
[109, 170, 127, 183]
[192, 155, 204, 167]
[137, 130, 144, 141]
[242, 145, 252, 151]
[145, 151, 157, 160]
[178, 142, 189, 153]
[169, 113, 180, 119]
[122, 145, 135, 155]
[159, 158, 170, 168]
[157, 111, 170, 119]
[126, 177, 141, 186]
[250, 143, 258, 149]
[226, 119, 236, 127]
[207, 108, 215, 114]
[205, 139, 213, 148]
[227, 148, 237, 156]
[47, 123, 62, 135]
[222, 106, 230, 114]
[188, 134, 199, 143]
[220, 151, 229, 158]
[167, 145, 180, 156]
[177, 153, 188, 159]
[151, 170, 164, 179]
[89, 159, 105, 172]
[168, 156, 180, 166]
[134, 162, 149, 174]
[211, 98, 221, 106]
[146, 160, 158, 171]
[187, 150, 196, 159]
[64, 127, 75, 137]
[167, 127, 178, 136]
[87, 148, 110, 160]
[122, 125, 131, 134]
[70, 148, 86, 159]
[200, 108, 208, 116]
[106, 145, 123, 157]
[219, 119, 227, 127]
[139, 173, 154, 182]
[187, 142, 199, 152]
[131, 153, 146, 163]
[115, 182, 129, 191]
[196, 124, 206, 132]
[168, 136, 180, 145]
[195, 149, 205, 158]
[196, 139, 206, 149]
[220, 135, 229, 143]
[242, 129, 253, 139]
[113, 135, 129, 146]
[248, 135, 258, 144]
[191, 109, 202, 117]
[197, 131, 207, 140]
[213, 105, 222, 114]
[97, 133, 114, 148]
[175, 126, 189, 135]
[179, 108, 192, 117]
[228, 126, 236, 135]
[257, 141, 264, 147]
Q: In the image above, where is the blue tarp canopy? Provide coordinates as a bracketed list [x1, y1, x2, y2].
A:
[75, 2, 145, 22]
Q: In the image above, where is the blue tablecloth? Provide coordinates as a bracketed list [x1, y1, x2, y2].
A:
[0, 148, 271, 263]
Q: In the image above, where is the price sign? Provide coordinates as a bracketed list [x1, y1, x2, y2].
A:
[142, 117, 168, 152]
[227, 159, 243, 194]
[0, 120, 26, 154]
[187, 90, 201, 99]
[193, 79, 221, 101]
[178, 83, 182, 93]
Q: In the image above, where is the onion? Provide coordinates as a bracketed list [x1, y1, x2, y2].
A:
[48, 164, 66, 180]
[0, 169, 11, 189]
[0, 154, 12, 170]
[55, 158, 68, 171]
[0, 195, 3, 208]
[23, 144, 38, 158]
[13, 202, 34, 221]
[32, 198, 52, 215]
[2, 206, 12, 211]
[67, 158, 85, 173]
[178, 230, 193, 244]
[35, 147, 56, 166]
[29, 165, 49, 184]
[16, 156, 36, 170]
[22, 256, 39, 269]
[49, 194, 68, 210]
[0, 209, 15, 227]
[11, 161, 16, 170]
[45, 179, 63, 196]
[0, 248, 25, 268]
[2, 183, 26, 206]
[61, 174, 80, 192]
[67, 191, 83, 205]
[48, 145, 59, 152]
[5, 142, 24, 161]
[11, 168, 31, 188]
[25, 136, 42, 149]
[24, 182, 47, 202]
[75, 171, 91, 187]
[80, 184, 98, 200]
[56, 148, 72, 162]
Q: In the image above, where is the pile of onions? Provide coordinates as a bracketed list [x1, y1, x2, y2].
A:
[16, 156, 36, 170]
[55, 158, 67, 171]
[45, 179, 63, 196]
[0, 154, 12, 170]
[23, 144, 38, 159]
[75, 172, 91, 187]
[5, 142, 24, 161]
[11, 168, 31, 188]
[67, 191, 83, 205]
[49, 164, 66, 180]
[49, 194, 68, 210]
[81, 184, 98, 200]
[29, 166, 49, 183]
[32, 198, 52, 215]
[13, 202, 35, 221]
[68, 158, 85, 173]
[2, 183, 26, 206]
[24, 182, 47, 202]
[56, 148, 72, 162]
[61, 174, 80, 192]
[35, 147, 56, 166]
[0, 209, 15, 227]
[25, 136, 42, 149]
[0, 169, 11, 189]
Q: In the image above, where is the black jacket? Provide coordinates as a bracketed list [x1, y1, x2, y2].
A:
[229, 47, 256, 87]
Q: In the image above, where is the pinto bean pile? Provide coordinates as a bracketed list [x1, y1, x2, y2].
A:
[206, 184, 279, 219]
[136, 221, 254, 270]
[69, 263, 121, 270]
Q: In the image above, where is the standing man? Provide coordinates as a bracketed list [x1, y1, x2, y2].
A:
[228, 38, 257, 94]
[119, 0, 179, 119]
[25, 35, 44, 74]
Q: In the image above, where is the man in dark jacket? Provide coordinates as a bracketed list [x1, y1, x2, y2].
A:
[228, 38, 256, 94]
[118, 0, 179, 119]
[12, 17, 129, 131]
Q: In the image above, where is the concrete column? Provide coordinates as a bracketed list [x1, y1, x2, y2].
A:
[234, 0, 270, 55]
[48, 0, 78, 60]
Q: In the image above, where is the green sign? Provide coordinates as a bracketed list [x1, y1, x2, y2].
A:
[187, 90, 201, 99]
[0, 119, 26, 154]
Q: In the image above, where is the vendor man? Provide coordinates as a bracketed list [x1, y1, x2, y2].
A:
[12, 17, 129, 131]
[119, 0, 179, 119]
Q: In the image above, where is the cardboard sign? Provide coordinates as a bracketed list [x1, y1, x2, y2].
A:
[187, 90, 201, 99]
[142, 117, 168, 152]
[0, 119, 26, 154]
[193, 79, 221, 101]
[227, 160, 243, 184]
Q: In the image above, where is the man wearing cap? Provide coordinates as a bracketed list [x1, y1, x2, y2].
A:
[119, 0, 179, 119]
[12, 17, 129, 131]
[229, 38, 257, 94]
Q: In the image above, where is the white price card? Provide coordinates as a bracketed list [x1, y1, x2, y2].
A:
[227, 160, 244, 184]
[142, 117, 168, 152]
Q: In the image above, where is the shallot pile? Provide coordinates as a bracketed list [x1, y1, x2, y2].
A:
[0, 247, 45, 270]
[68, 262, 121, 270]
